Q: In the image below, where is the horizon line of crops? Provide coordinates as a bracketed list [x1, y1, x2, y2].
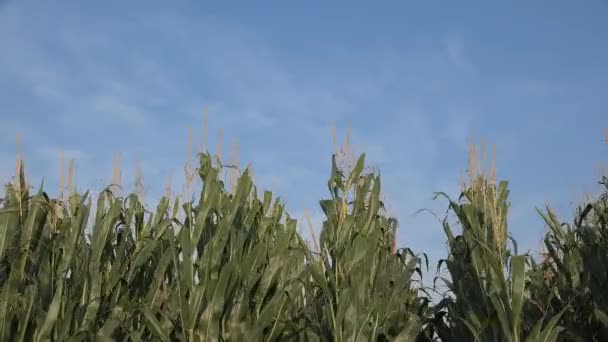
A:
[0, 123, 607, 341]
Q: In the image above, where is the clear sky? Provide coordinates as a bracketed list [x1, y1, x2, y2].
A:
[1, 1, 607, 282]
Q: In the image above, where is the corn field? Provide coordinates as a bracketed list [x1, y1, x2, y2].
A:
[1, 140, 608, 341]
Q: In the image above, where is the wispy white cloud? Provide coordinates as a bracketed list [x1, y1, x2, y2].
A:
[38, 146, 89, 162]
[62, 30, 115, 54]
[518, 79, 565, 97]
[0, 9, 167, 129]
[443, 32, 475, 72]
[0, 2, 504, 279]
[441, 109, 480, 149]
[93, 95, 148, 126]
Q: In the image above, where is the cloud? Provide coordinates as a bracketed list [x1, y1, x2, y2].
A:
[0, 3, 499, 284]
[38, 147, 89, 162]
[93, 95, 148, 126]
[441, 109, 479, 148]
[0, 9, 165, 129]
[443, 32, 475, 71]
[518, 79, 565, 97]
[62, 30, 115, 54]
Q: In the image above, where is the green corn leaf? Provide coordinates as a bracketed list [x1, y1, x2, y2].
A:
[509, 255, 526, 334]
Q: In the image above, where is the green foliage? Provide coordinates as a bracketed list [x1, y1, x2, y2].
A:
[0, 153, 426, 341]
[295, 155, 429, 341]
[1, 151, 607, 341]
[428, 176, 564, 342]
[525, 176, 608, 341]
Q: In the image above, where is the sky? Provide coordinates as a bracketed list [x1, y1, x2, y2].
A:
[1, 0, 608, 284]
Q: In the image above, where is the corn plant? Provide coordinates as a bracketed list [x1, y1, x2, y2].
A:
[293, 154, 430, 341]
[429, 168, 566, 342]
[166, 152, 310, 341]
[526, 176, 608, 341]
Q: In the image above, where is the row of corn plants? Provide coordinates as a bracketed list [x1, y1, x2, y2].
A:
[0, 151, 429, 341]
[1, 144, 608, 340]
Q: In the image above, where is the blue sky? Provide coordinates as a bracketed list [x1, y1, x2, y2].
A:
[1, 1, 608, 282]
